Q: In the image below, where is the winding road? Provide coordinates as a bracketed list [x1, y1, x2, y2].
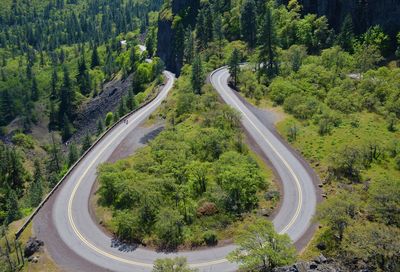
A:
[34, 68, 318, 272]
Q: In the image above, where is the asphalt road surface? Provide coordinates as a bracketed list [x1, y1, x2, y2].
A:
[34, 68, 318, 272]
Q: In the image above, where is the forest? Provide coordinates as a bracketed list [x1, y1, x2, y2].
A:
[0, 0, 164, 240]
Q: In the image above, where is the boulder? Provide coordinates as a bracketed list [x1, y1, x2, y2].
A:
[24, 237, 44, 258]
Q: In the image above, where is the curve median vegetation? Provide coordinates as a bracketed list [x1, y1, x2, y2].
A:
[96, 67, 277, 250]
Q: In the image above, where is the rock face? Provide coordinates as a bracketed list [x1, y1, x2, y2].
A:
[156, 0, 199, 74]
[281, 0, 400, 35]
[273, 255, 349, 272]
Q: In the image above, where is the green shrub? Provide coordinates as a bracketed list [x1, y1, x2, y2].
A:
[12, 133, 35, 149]
[203, 230, 218, 246]
[105, 112, 114, 127]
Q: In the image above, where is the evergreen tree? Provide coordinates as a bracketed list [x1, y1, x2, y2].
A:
[0, 90, 15, 124]
[50, 68, 58, 100]
[47, 133, 62, 186]
[183, 28, 195, 64]
[337, 14, 354, 53]
[62, 113, 72, 141]
[81, 133, 92, 155]
[30, 159, 43, 207]
[126, 89, 136, 111]
[240, 0, 257, 48]
[31, 75, 39, 101]
[7, 148, 25, 194]
[228, 49, 241, 87]
[5, 189, 21, 224]
[259, 6, 278, 80]
[118, 97, 127, 117]
[191, 55, 204, 95]
[173, 19, 185, 73]
[97, 119, 104, 136]
[213, 15, 224, 59]
[58, 66, 75, 126]
[91, 45, 100, 68]
[130, 47, 138, 72]
[146, 28, 157, 57]
[26, 63, 33, 80]
[76, 55, 91, 96]
[196, 9, 207, 49]
[48, 100, 58, 131]
[68, 143, 79, 167]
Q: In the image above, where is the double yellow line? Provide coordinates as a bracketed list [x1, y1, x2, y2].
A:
[65, 69, 303, 270]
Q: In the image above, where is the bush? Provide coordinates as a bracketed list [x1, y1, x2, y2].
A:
[12, 133, 35, 149]
[203, 230, 218, 246]
[105, 112, 114, 127]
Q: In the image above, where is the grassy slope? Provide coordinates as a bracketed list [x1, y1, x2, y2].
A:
[241, 93, 400, 259]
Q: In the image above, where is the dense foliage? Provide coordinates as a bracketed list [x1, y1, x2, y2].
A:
[154, 0, 400, 270]
[98, 67, 269, 248]
[228, 216, 296, 271]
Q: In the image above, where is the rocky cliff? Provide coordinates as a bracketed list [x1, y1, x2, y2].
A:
[282, 0, 400, 35]
[156, 0, 199, 74]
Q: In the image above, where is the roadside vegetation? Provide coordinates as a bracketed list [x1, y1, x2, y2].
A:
[208, 1, 400, 271]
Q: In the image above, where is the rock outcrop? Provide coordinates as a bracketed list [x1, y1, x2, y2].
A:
[274, 255, 350, 272]
[24, 237, 44, 258]
[156, 0, 199, 74]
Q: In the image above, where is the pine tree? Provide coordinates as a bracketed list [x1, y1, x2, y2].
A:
[213, 15, 224, 59]
[91, 45, 100, 69]
[173, 19, 185, 73]
[68, 143, 79, 167]
[47, 133, 62, 186]
[58, 66, 75, 125]
[337, 14, 354, 53]
[30, 160, 43, 207]
[7, 148, 25, 194]
[97, 119, 104, 136]
[191, 55, 204, 95]
[48, 100, 57, 131]
[81, 133, 92, 155]
[31, 75, 39, 101]
[5, 189, 21, 224]
[76, 56, 91, 96]
[130, 47, 138, 72]
[184, 28, 195, 64]
[0, 90, 15, 124]
[228, 48, 241, 87]
[62, 114, 72, 142]
[146, 28, 156, 57]
[50, 68, 58, 100]
[126, 88, 138, 111]
[259, 6, 278, 80]
[241, 0, 257, 48]
[118, 97, 127, 117]
[196, 9, 207, 49]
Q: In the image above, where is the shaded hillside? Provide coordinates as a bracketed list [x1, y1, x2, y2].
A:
[280, 0, 400, 35]
[156, 0, 200, 74]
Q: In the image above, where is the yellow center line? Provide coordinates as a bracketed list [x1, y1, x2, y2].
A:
[65, 69, 303, 270]
[215, 69, 303, 235]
